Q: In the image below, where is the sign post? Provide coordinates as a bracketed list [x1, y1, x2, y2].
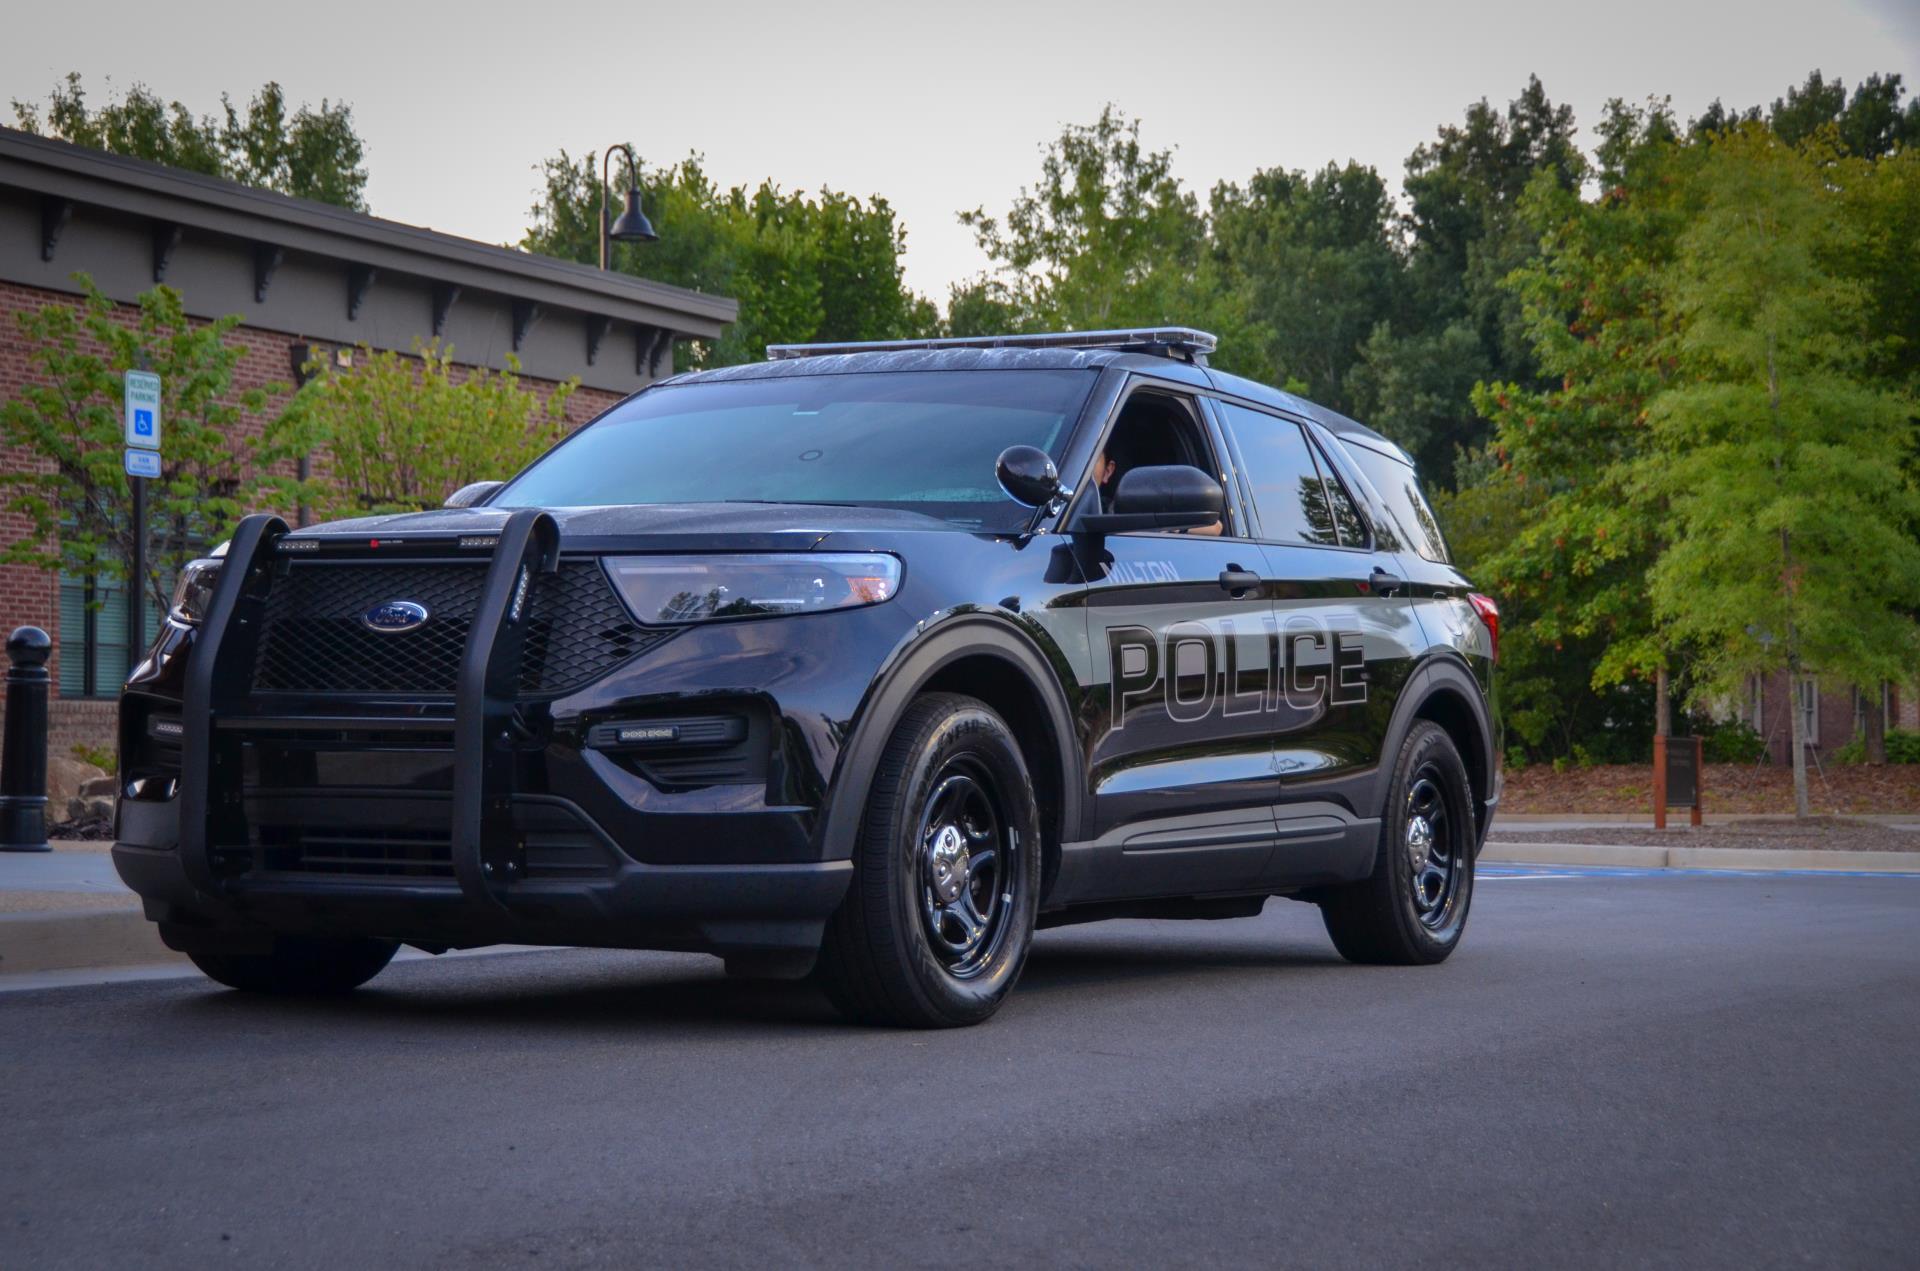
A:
[1654, 734, 1704, 828]
[124, 370, 162, 663]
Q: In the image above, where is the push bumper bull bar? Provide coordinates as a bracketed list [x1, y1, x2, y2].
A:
[178, 509, 562, 916]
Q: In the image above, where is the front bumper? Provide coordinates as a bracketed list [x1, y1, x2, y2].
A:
[115, 510, 865, 962]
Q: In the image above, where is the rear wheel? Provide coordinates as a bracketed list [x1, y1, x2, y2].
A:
[815, 693, 1040, 1028]
[1320, 721, 1475, 965]
[189, 936, 399, 995]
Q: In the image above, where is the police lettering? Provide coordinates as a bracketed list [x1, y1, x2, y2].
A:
[1108, 618, 1366, 730]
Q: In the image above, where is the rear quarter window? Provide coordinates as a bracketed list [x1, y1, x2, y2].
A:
[1341, 442, 1450, 564]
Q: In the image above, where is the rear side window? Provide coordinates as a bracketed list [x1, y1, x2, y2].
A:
[1341, 442, 1450, 563]
[1221, 404, 1341, 547]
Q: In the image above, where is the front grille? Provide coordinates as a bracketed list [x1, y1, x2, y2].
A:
[251, 558, 670, 696]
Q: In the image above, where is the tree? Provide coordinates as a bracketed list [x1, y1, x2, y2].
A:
[523, 152, 934, 369]
[1209, 161, 1401, 412]
[259, 342, 576, 520]
[12, 74, 369, 209]
[0, 278, 284, 614]
[1769, 70, 1920, 159]
[1350, 77, 1583, 481]
[1470, 99, 1704, 759]
[1639, 127, 1920, 814]
[955, 106, 1259, 373]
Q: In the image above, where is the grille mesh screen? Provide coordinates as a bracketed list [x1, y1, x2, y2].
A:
[250, 559, 668, 696]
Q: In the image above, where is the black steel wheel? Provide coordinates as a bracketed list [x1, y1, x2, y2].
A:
[815, 692, 1041, 1027]
[1320, 720, 1475, 965]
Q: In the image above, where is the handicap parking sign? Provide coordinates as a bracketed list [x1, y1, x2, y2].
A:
[124, 370, 161, 450]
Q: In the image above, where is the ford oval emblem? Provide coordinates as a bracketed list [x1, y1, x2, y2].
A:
[362, 599, 430, 634]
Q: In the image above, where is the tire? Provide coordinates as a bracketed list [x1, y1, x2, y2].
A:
[1320, 720, 1475, 965]
[189, 936, 399, 995]
[815, 692, 1042, 1028]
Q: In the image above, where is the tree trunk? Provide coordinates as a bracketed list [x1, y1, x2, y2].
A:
[1788, 667, 1810, 817]
[1654, 665, 1670, 739]
[1865, 683, 1887, 764]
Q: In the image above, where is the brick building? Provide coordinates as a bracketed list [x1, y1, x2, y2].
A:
[1732, 672, 1918, 766]
[1, 127, 735, 755]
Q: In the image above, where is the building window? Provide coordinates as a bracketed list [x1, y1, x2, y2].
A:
[1798, 676, 1819, 747]
[57, 569, 163, 699]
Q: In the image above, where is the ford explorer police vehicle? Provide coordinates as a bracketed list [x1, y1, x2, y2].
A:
[114, 327, 1499, 1027]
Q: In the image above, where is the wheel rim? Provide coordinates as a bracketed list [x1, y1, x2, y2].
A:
[916, 758, 1015, 979]
[1403, 766, 1464, 930]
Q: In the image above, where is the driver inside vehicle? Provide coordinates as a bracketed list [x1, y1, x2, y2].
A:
[1092, 394, 1224, 536]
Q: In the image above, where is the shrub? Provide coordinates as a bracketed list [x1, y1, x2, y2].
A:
[1831, 729, 1920, 764]
[69, 741, 114, 771]
[1699, 720, 1767, 763]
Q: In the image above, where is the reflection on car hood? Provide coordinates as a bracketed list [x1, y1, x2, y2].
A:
[284, 501, 971, 552]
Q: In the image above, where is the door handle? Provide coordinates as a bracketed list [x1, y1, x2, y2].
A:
[1368, 566, 1405, 596]
[1218, 567, 1262, 597]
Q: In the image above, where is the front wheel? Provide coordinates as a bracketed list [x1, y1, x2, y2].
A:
[1320, 721, 1475, 965]
[815, 693, 1041, 1028]
[190, 936, 399, 995]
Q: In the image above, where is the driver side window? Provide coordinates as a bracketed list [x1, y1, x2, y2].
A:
[1091, 390, 1230, 537]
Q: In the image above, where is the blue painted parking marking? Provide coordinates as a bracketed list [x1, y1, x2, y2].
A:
[1482, 863, 1920, 881]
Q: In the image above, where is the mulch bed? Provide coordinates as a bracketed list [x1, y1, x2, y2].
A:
[1488, 816, 1920, 853]
[1499, 763, 1920, 815]
[45, 815, 115, 842]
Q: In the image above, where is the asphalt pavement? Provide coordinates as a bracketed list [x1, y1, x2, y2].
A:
[3, 868, 1917, 1269]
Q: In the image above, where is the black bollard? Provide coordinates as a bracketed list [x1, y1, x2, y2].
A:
[1, 626, 54, 852]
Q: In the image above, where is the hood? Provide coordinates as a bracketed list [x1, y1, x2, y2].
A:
[285, 501, 970, 553]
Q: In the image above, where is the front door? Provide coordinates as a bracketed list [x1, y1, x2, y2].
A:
[1068, 385, 1281, 899]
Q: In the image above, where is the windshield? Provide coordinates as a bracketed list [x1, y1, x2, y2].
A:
[496, 369, 1094, 531]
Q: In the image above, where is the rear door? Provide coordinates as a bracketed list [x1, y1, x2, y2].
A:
[1211, 401, 1427, 881]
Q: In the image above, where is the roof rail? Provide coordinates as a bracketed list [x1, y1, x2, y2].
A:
[765, 327, 1217, 365]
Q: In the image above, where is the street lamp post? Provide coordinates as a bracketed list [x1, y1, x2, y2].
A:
[600, 143, 658, 270]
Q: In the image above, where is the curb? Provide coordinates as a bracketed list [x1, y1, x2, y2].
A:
[1482, 842, 1920, 873]
[0, 909, 183, 976]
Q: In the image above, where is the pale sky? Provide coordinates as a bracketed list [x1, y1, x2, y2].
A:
[6, 0, 1915, 303]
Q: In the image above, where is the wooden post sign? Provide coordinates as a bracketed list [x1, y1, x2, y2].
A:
[1652, 734, 1704, 829]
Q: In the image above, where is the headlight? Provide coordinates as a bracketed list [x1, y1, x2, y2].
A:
[169, 556, 224, 625]
[604, 553, 901, 625]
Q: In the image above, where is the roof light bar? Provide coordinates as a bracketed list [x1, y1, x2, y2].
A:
[765, 327, 1218, 364]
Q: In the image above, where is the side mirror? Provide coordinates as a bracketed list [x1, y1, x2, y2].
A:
[1080, 464, 1223, 533]
[444, 479, 504, 509]
[995, 445, 1062, 508]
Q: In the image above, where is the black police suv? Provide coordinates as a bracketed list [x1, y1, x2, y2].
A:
[114, 327, 1499, 1027]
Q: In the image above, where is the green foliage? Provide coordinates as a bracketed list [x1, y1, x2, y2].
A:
[1768, 71, 1920, 159]
[1352, 76, 1584, 480]
[69, 741, 115, 771]
[260, 343, 576, 520]
[0, 277, 283, 613]
[1697, 719, 1767, 763]
[1209, 162, 1400, 414]
[12, 73, 368, 208]
[954, 106, 1261, 376]
[1891, 731, 1920, 765]
[1834, 730, 1920, 765]
[1640, 126, 1920, 707]
[522, 153, 935, 369]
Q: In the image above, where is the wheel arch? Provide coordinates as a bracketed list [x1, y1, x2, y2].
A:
[816, 614, 1085, 897]
[1380, 654, 1496, 851]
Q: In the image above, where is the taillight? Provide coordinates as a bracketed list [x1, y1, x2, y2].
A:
[1467, 593, 1499, 661]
